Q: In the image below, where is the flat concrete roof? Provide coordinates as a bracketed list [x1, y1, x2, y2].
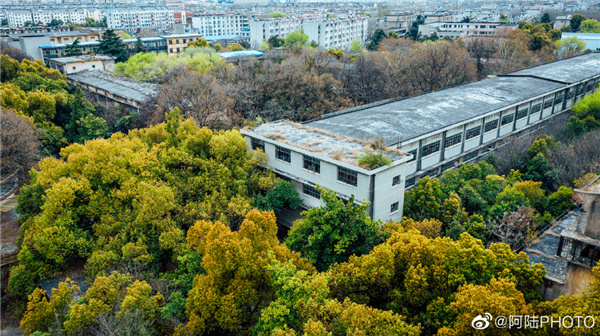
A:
[502, 52, 600, 84]
[306, 76, 564, 146]
[49, 55, 115, 64]
[50, 31, 92, 37]
[247, 121, 408, 168]
[67, 70, 158, 103]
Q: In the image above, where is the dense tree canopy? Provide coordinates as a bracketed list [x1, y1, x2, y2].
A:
[9, 112, 280, 303]
[0, 56, 107, 155]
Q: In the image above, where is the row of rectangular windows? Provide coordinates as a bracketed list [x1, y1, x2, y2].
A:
[516, 108, 528, 120]
[465, 126, 481, 140]
[304, 182, 400, 214]
[484, 119, 498, 132]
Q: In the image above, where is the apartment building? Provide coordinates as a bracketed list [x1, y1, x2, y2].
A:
[8, 9, 87, 27]
[377, 12, 416, 36]
[249, 16, 303, 48]
[106, 7, 175, 30]
[7, 11, 33, 28]
[419, 22, 517, 39]
[249, 15, 368, 50]
[303, 17, 368, 50]
[49, 30, 99, 44]
[40, 36, 168, 60]
[31, 10, 52, 25]
[164, 33, 203, 56]
[242, 53, 600, 222]
[191, 14, 248, 36]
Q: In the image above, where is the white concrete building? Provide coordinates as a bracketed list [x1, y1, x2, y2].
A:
[32, 10, 52, 25]
[419, 22, 517, 39]
[250, 15, 369, 50]
[250, 17, 303, 48]
[67, 10, 87, 25]
[106, 7, 175, 30]
[51, 11, 72, 24]
[242, 53, 600, 222]
[7, 11, 33, 28]
[47, 55, 116, 74]
[241, 122, 412, 222]
[303, 17, 368, 50]
[191, 14, 247, 36]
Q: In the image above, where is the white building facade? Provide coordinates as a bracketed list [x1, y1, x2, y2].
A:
[191, 14, 247, 36]
[250, 15, 369, 50]
[106, 8, 175, 30]
[303, 17, 368, 50]
[241, 122, 411, 222]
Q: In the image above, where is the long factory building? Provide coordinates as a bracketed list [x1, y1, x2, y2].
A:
[242, 53, 600, 222]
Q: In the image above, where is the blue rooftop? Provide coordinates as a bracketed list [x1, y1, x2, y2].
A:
[203, 34, 239, 41]
[217, 50, 264, 59]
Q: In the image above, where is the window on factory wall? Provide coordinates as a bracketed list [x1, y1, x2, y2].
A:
[337, 167, 358, 186]
[406, 177, 416, 187]
[501, 114, 514, 126]
[444, 133, 461, 147]
[303, 155, 320, 174]
[516, 108, 528, 120]
[392, 175, 402, 186]
[421, 141, 440, 157]
[531, 104, 541, 114]
[303, 184, 321, 199]
[407, 149, 417, 162]
[465, 126, 481, 140]
[251, 138, 264, 151]
[544, 99, 553, 109]
[484, 119, 498, 133]
[275, 146, 291, 163]
[390, 201, 399, 213]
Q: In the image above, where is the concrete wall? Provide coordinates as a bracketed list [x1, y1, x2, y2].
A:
[244, 135, 406, 222]
[538, 264, 595, 301]
[400, 75, 600, 186]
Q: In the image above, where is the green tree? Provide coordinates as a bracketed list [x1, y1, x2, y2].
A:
[1, 54, 20, 82]
[388, 31, 400, 39]
[134, 37, 147, 53]
[97, 29, 128, 62]
[403, 176, 443, 221]
[254, 259, 421, 336]
[327, 231, 545, 334]
[571, 14, 586, 31]
[10, 115, 278, 301]
[327, 48, 344, 59]
[555, 36, 587, 59]
[367, 28, 387, 50]
[185, 209, 314, 335]
[254, 180, 302, 215]
[580, 19, 600, 33]
[285, 187, 387, 271]
[267, 35, 285, 48]
[540, 12, 551, 24]
[350, 39, 363, 52]
[269, 12, 286, 18]
[284, 31, 309, 50]
[65, 38, 82, 56]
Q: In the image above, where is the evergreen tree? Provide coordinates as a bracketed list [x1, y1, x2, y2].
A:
[65, 38, 82, 56]
[367, 28, 387, 50]
[134, 37, 147, 53]
[97, 29, 128, 62]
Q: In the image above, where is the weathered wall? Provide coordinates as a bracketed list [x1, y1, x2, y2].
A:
[538, 264, 595, 301]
